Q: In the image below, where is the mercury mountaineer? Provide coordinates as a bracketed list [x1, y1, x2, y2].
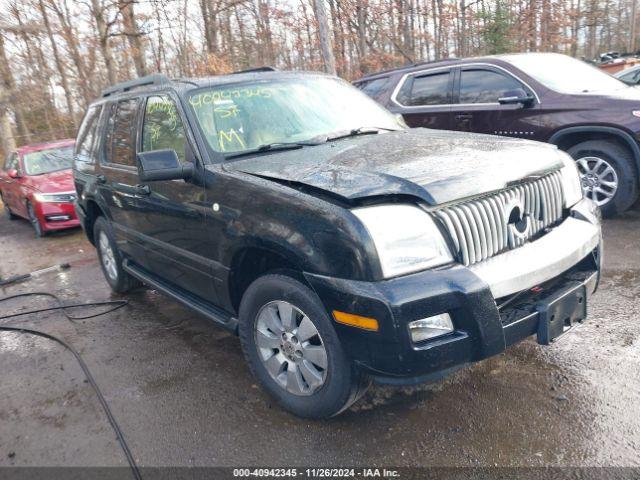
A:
[73, 70, 602, 418]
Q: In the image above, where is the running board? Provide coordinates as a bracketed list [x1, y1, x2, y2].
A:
[123, 259, 238, 332]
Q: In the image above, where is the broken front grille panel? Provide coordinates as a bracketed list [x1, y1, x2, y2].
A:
[433, 170, 565, 266]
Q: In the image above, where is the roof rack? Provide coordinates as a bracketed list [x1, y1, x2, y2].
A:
[101, 74, 170, 97]
[231, 66, 277, 75]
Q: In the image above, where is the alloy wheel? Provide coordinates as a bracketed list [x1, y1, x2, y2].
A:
[576, 156, 619, 207]
[255, 300, 328, 396]
[98, 231, 118, 281]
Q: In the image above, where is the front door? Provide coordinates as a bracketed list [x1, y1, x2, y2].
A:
[391, 68, 453, 130]
[134, 93, 216, 301]
[451, 67, 539, 139]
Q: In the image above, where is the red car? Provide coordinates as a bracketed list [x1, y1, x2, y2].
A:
[0, 139, 79, 237]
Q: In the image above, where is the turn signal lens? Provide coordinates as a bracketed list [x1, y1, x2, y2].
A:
[332, 310, 379, 331]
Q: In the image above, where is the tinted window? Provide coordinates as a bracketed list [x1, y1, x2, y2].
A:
[398, 72, 450, 106]
[142, 95, 187, 163]
[358, 77, 390, 100]
[4, 152, 18, 171]
[75, 105, 102, 163]
[459, 69, 524, 103]
[104, 99, 138, 166]
[619, 69, 640, 84]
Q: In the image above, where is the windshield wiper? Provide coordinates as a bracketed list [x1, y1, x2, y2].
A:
[224, 140, 322, 160]
[322, 126, 400, 142]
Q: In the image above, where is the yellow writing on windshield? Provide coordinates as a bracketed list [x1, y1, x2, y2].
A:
[218, 129, 246, 151]
[189, 87, 273, 108]
[214, 105, 240, 118]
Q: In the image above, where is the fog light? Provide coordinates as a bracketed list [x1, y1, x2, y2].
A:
[409, 313, 454, 343]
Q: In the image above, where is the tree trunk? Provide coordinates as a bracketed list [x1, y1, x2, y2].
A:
[90, 0, 117, 85]
[0, 34, 30, 143]
[119, 0, 148, 76]
[630, 0, 638, 52]
[38, 0, 76, 126]
[314, 0, 337, 74]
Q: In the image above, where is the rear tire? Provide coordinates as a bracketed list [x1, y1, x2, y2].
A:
[567, 140, 639, 217]
[1, 193, 18, 220]
[238, 274, 368, 418]
[93, 216, 141, 293]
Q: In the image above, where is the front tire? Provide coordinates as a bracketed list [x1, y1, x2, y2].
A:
[238, 274, 367, 418]
[93, 216, 141, 293]
[26, 201, 45, 237]
[567, 140, 639, 217]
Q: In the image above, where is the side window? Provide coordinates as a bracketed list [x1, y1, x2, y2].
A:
[4, 153, 18, 172]
[459, 69, 524, 104]
[75, 105, 102, 163]
[358, 77, 390, 100]
[620, 69, 640, 84]
[104, 98, 138, 166]
[397, 71, 450, 106]
[141, 95, 187, 163]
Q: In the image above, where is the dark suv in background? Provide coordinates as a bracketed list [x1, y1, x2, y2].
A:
[355, 52, 640, 217]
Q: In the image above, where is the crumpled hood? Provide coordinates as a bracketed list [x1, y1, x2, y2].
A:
[224, 129, 564, 205]
[32, 169, 75, 194]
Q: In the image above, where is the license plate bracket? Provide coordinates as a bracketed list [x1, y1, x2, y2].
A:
[536, 283, 587, 345]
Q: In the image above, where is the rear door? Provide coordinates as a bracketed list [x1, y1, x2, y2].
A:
[96, 97, 147, 261]
[134, 93, 215, 300]
[451, 66, 539, 138]
[389, 68, 454, 130]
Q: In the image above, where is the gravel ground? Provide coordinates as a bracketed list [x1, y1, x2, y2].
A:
[0, 202, 638, 469]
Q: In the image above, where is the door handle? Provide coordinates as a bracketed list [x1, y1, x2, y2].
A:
[96, 174, 107, 184]
[135, 184, 151, 196]
[455, 113, 473, 120]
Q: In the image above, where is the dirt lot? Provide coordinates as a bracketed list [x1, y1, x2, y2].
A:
[0, 204, 638, 469]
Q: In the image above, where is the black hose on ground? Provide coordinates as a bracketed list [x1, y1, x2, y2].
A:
[0, 292, 141, 480]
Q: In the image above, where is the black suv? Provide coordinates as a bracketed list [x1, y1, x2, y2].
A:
[73, 70, 602, 418]
[354, 52, 640, 217]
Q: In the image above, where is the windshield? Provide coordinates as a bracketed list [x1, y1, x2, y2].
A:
[187, 76, 402, 155]
[23, 145, 74, 175]
[503, 54, 628, 94]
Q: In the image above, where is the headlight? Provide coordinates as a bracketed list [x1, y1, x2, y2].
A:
[352, 204, 454, 278]
[33, 192, 76, 203]
[559, 152, 583, 208]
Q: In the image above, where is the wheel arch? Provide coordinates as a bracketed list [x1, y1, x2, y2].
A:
[228, 245, 311, 315]
[549, 126, 640, 177]
[83, 198, 108, 245]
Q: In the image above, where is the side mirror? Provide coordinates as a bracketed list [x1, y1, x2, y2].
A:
[136, 149, 194, 182]
[498, 88, 535, 106]
[7, 168, 20, 179]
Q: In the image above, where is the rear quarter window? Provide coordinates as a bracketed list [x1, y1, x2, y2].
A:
[75, 104, 102, 164]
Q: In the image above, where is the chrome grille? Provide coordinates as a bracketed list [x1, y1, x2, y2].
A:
[434, 171, 564, 266]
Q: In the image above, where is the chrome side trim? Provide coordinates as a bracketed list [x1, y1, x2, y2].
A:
[469, 216, 601, 298]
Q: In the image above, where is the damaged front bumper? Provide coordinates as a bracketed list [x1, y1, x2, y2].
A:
[305, 199, 602, 385]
